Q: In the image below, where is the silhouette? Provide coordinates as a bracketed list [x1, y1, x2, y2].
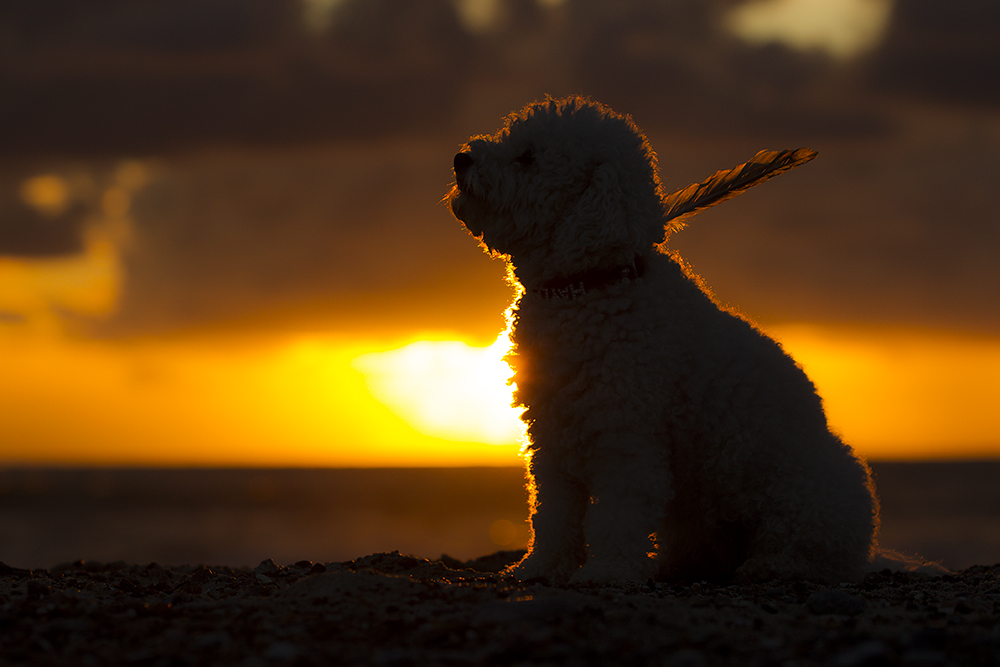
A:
[448, 96, 877, 584]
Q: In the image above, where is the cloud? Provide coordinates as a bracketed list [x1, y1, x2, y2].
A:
[2, 0, 999, 337]
[0, 0, 880, 159]
[0, 0, 471, 156]
[865, 0, 1000, 105]
[666, 129, 1000, 333]
[0, 180, 85, 256]
[724, 0, 894, 60]
[101, 142, 515, 337]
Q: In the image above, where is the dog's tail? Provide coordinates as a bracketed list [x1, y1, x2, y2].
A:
[662, 148, 818, 230]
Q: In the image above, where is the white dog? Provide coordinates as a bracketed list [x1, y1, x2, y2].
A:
[447, 96, 879, 585]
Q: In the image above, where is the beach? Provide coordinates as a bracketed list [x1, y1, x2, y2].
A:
[2, 463, 999, 664]
[2, 551, 999, 666]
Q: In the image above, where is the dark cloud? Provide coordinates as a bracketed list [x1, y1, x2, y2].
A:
[666, 134, 1000, 333]
[0, 180, 84, 256]
[2, 0, 999, 337]
[103, 145, 514, 337]
[85, 0, 293, 52]
[866, 0, 1000, 106]
[0, 0, 470, 156]
[0, 0, 903, 159]
[442, 0, 894, 142]
[3, 0, 990, 159]
[0, 0, 294, 52]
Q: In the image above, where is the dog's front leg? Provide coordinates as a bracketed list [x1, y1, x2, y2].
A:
[570, 435, 670, 585]
[509, 450, 589, 584]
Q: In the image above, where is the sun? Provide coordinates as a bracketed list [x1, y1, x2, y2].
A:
[351, 335, 526, 446]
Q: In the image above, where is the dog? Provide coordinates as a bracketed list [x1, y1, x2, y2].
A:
[447, 96, 879, 584]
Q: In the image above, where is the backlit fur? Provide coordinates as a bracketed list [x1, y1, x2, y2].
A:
[447, 96, 879, 585]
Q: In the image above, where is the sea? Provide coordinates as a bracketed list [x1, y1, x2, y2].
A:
[1, 463, 998, 572]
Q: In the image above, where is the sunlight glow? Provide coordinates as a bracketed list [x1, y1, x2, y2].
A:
[453, 0, 502, 32]
[352, 336, 525, 446]
[1, 323, 997, 466]
[0, 333, 523, 467]
[770, 325, 1000, 459]
[489, 519, 520, 547]
[724, 0, 894, 59]
[20, 175, 71, 217]
[299, 0, 349, 32]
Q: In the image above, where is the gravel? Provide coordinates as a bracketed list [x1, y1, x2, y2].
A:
[1, 552, 999, 666]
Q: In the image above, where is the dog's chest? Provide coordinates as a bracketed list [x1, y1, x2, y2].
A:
[510, 293, 667, 438]
[513, 295, 632, 377]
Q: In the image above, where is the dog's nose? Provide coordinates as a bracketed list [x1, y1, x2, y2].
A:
[454, 152, 473, 187]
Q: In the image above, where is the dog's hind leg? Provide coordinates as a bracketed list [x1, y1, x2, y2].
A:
[509, 451, 589, 584]
[734, 505, 872, 583]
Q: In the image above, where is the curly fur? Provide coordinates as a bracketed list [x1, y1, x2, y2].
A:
[447, 96, 879, 585]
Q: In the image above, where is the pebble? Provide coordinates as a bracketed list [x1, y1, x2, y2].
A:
[254, 559, 280, 577]
[807, 588, 868, 615]
[830, 639, 891, 667]
[263, 641, 299, 662]
[0, 553, 996, 666]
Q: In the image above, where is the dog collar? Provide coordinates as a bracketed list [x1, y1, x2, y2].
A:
[532, 255, 645, 299]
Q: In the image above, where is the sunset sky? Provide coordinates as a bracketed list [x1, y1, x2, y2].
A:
[2, 0, 999, 466]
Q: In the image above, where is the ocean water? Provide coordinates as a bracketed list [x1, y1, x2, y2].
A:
[0, 463, 997, 571]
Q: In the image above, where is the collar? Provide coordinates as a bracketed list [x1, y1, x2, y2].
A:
[531, 255, 645, 300]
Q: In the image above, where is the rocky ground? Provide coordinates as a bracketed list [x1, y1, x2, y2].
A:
[1, 551, 998, 666]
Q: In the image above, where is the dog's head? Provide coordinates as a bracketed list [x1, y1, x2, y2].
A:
[447, 96, 666, 289]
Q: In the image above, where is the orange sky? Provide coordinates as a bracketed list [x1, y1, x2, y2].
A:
[0, 328, 521, 467]
[2, 142, 999, 467]
[4, 160, 998, 467]
[3, 316, 999, 466]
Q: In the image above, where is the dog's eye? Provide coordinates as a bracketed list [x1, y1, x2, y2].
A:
[515, 150, 535, 167]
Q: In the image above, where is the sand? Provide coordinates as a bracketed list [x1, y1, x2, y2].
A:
[1, 551, 998, 666]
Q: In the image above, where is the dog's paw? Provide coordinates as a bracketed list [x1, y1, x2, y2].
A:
[508, 553, 583, 585]
[507, 555, 557, 583]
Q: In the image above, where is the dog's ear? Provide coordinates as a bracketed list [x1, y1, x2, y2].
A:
[556, 162, 644, 264]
